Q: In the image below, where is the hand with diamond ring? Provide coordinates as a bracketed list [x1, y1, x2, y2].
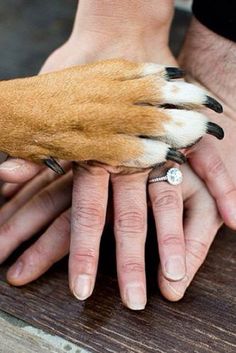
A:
[0, 1, 236, 310]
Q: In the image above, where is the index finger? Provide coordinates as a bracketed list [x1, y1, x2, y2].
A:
[69, 164, 109, 301]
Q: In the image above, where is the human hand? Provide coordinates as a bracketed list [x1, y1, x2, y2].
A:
[159, 18, 236, 300]
[0, 1, 177, 310]
[0, 40, 226, 309]
[0, 36, 177, 306]
[179, 18, 236, 229]
[0, 3, 234, 309]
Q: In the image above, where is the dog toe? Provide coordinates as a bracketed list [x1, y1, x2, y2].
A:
[122, 139, 187, 169]
[160, 81, 223, 112]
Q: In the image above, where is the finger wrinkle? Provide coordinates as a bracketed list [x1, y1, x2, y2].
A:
[116, 210, 146, 233]
[151, 190, 182, 212]
[121, 261, 145, 274]
[158, 233, 185, 248]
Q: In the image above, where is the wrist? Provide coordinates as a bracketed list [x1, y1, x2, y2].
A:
[67, 34, 175, 65]
[70, 0, 174, 48]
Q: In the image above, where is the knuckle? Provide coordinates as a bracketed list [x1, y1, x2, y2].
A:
[116, 210, 145, 234]
[73, 201, 104, 232]
[159, 234, 183, 248]
[0, 221, 14, 236]
[224, 187, 236, 198]
[207, 157, 226, 179]
[152, 190, 181, 212]
[72, 250, 96, 262]
[34, 189, 57, 212]
[52, 211, 71, 235]
[25, 244, 50, 266]
[71, 249, 97, 273]
[121, 258, 145, 274]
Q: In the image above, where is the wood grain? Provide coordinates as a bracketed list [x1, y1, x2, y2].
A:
[0, 224, 235, 353]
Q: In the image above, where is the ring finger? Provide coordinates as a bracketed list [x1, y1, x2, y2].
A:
[148, 165, 186, 282]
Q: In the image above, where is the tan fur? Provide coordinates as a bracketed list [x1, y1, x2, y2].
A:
[0, 59, 171, 167]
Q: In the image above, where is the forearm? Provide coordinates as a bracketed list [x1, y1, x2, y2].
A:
[71, 0, 174, 44]
[179, 18, 236, 114]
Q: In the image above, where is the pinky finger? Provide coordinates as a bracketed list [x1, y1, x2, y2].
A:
[7, 209, 71, 286]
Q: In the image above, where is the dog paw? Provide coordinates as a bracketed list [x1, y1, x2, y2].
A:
[0, 59, 223, 172]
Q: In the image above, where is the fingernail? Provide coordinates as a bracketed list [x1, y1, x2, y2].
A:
[164, 256, 186, 281]
[125, 284, 146, 310]
[8, 260, 24, 278]
[73, 274, 92, 300]
[166, 148, 187, 165]
[0, 160, 21, 171]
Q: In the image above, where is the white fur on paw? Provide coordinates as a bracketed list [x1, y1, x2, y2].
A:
[162, 81, 207, 106]
[163, 109, 208, 147]
[123, 139, 170, 168]
[142, 63, 165, 77]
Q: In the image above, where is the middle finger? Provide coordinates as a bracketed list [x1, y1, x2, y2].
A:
[69, 164, 109, 301]
[112, 171, 149, 310]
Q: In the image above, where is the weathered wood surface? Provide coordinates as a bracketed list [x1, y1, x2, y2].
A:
[0, 226, 235, 353]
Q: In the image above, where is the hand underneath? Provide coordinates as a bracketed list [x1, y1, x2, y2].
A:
[159, 18, 236, 299]
[0, 17, 235, 309]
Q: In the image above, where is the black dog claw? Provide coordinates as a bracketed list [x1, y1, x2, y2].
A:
[206, 122, 224, 140]
[166, 149, 187, 164]
[204, 96, 223, 113]
[44, 157, 65, 175]
[165, 67, 185, 80]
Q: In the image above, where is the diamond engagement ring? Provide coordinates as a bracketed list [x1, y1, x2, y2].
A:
[148, 167, 183, 186]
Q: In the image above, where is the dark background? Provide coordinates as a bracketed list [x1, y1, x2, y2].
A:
[0, 0, 191, 79]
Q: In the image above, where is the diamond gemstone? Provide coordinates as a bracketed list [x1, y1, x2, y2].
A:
[166, 168, 183, 185]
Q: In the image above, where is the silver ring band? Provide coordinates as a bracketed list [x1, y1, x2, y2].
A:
[148, 167, 183, 186]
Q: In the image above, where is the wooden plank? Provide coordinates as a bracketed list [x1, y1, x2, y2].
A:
[0, 226, 235, 353]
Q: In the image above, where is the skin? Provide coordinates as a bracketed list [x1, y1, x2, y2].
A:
[0, 1, 235, 309]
